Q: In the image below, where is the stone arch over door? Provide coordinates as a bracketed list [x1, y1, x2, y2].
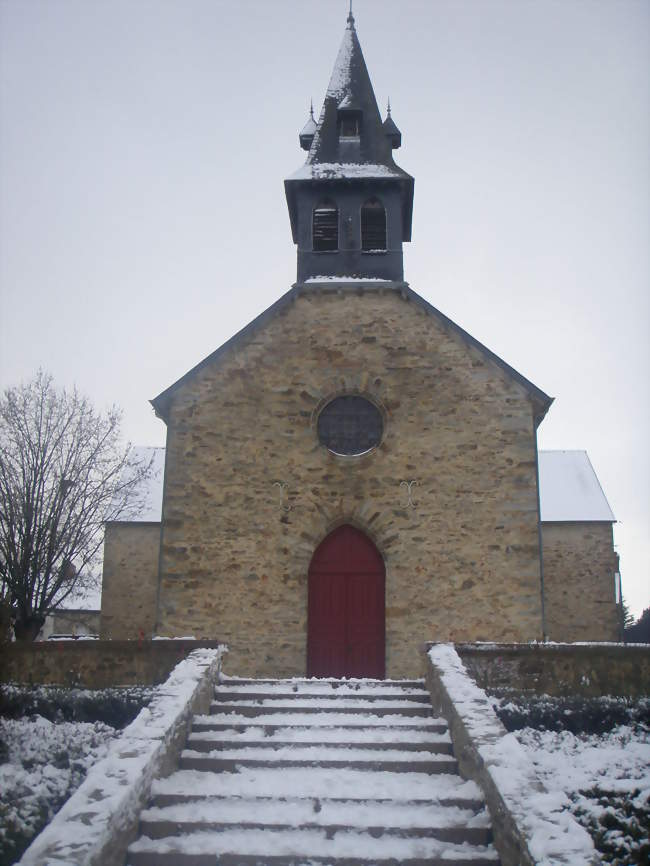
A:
[307, 524, 385, 679]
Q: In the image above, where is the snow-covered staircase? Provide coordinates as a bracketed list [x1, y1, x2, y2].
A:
[126, 677, 500, 865]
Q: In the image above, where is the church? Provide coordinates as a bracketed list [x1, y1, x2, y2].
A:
[100, 10, 620, 678]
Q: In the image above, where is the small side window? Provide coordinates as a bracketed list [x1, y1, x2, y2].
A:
[313, 201, 339, 252]
[339, 116, 360, 137]
[361, 198, 387, 252]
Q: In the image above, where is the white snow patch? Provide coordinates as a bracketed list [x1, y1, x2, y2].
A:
[129, 826, 499, 860]
[188, 726, 450, 744]
[153, 766, 483, 803]
[17, 647, 225, 866]
[141, 797, 489, 830]
[516, 724, 650, 861]
[304, 275, 394, 283]
[0, 716, 116, 858]
[181, 745, 452, 762]
[216, 680, 424, 695]
[288, 162, 401, 180]
[538, 450, 615, 522]
[428, 644, 598, 866]
[213, 696, 426, 709]
[200, 711, 443, 727]
[108, 445, 165, 523]
[326, 25, 354, 99]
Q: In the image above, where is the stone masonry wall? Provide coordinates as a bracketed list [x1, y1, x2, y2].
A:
[542, 522, 619, 642]
[157, 288, 544, 677]
[100, 523, 160, 640]
[454, 643, 649, 698]
[0, 640, 223, 688]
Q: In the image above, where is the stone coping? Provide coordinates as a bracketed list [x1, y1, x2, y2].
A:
[435, 641, 650, 698]
[18, 646, 226, 866]
[425, 643, 600, 866]
[1, 639, 226, 687]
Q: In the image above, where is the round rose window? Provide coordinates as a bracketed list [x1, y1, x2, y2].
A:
[317, 395, 383, 456]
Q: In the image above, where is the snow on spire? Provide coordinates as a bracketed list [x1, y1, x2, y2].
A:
[327, 13, 355, 99]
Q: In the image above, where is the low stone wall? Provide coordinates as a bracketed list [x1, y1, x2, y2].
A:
[0, 639, 225, 688]
[426, 644, 599, 866]
[452, 642, 650, 697]
[18, 647, 225, 866]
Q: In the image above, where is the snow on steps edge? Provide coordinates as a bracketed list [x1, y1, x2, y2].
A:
[16, 647, 226, 866]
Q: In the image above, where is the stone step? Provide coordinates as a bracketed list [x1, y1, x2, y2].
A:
[187, 736, 453, 754]
[139, 797, 492, 844]
[128, 852, 499, 866]
[213, 689, 431, 703]
[209, 701, 433, 718]
[220, 677, 426, 689]
[127, 678, 499, 866]
[127, 826, 499, 866]
[179, 749, 459, 774]
[150, 767, 483, 803]
[197, 705, 447, 724]
[151, 791, 489, 812]
[140, 820, 492, 846]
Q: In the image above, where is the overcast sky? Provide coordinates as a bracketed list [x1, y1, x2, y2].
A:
[1, 0, 648, 617]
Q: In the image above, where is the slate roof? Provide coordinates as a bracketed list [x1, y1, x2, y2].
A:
[284, 11, 414, 242]
[302, 10, 410, 175]
[115, 446, 613, 525]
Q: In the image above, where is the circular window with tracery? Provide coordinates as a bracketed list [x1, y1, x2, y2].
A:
[317, 395, 383, 456]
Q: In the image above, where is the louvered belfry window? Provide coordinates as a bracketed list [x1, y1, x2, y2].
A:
[317, 396, 383, 456]
[361, 198, 387, 252]
[313, 201, 339, 251]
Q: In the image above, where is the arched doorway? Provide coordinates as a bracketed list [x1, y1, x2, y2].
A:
[307, 524, 385, 679]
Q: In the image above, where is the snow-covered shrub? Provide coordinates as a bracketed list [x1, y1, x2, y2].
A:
[494, 695, 650, 866]
[0, 685, 155, 865]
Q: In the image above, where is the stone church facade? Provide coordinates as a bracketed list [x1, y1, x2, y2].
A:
[100, 12, 620, 677]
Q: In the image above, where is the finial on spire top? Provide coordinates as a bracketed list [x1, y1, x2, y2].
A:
[310, 98, 314, 120]
[387, 97, 391, 118]
[347, 0, 355, 28]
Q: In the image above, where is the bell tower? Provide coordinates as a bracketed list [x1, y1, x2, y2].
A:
[285, 10, 414, 284]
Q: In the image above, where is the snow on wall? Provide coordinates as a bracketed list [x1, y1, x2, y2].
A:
[427, 644, 599, 866]
[538, 451, 615, 522]
[18, 647, 225, 866]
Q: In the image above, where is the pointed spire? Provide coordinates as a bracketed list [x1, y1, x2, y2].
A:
[284, 7, 414, 283]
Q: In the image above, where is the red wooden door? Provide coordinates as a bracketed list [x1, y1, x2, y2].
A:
[307, 525, 385, 679]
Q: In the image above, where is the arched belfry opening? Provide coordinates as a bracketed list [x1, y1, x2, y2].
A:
[307, 524, 385, 679]
[361, 197, 387, 251]
[312, 200, 339, 252]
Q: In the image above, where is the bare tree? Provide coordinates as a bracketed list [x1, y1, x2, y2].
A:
[0, 371, 153, 640]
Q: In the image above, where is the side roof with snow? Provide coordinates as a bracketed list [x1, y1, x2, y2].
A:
[538, 450, 615, 522]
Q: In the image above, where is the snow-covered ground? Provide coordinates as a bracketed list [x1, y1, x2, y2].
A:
[0, 715, 117, 865]
[515, 723, 649, 865]
[0, 684, 155, 866]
